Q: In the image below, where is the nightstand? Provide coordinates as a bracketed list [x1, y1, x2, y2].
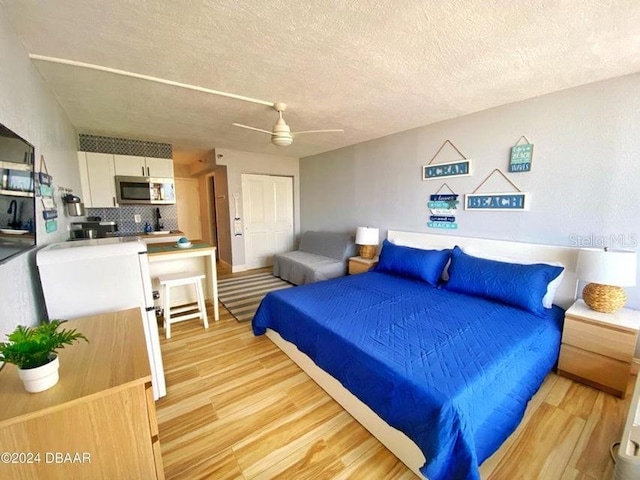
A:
[558, 299, 640, 398]
[348, 256, 379, 275]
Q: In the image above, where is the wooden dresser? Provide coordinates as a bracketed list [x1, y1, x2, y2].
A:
[0, 308, 164, 479]
[558, 300, 640, 398]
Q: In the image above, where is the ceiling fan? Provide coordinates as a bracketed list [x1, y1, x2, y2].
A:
[233, 103, 344, 147]
[27, 56, 343, 147]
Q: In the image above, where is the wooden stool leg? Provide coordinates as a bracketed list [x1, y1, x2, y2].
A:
[165, 284, 172, 339]
[196, 278, 208, 329]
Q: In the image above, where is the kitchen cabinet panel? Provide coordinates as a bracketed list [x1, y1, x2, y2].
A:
[78, 152, 91, 205]
[78, 152, 118, 208]
[145, 157, 174, 178]
[114, 154, 146, 177]
[114, 155, 174, 178]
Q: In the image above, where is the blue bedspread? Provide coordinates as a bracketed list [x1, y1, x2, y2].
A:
[253, 272, 564, 480]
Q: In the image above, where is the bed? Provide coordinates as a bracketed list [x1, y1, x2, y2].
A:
[252, 231, 579, 479]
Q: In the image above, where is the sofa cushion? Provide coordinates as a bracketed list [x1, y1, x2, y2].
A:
[299, 231, 356, 261]
[273, 231, 356, 285]
[273, 251, 347, 285]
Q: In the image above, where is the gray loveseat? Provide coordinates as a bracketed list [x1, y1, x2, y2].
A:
[273, 231, 357, 285]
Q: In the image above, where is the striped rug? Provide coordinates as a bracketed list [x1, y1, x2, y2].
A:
[217, 272, 294, 322]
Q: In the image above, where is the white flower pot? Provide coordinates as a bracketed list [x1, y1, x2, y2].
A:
[18, 356, 60, 393]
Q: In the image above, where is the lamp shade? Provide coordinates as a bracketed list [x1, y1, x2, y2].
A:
[355, 227, 379, 246]
[576, 248, 637, 287]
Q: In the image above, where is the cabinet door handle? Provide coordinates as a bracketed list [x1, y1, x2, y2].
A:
[113, 196, 117, 207]
[147, 166, 150, 176]
[141, 166, 145, 176]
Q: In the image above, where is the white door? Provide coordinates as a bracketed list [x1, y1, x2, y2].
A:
[175, 178, 202, 240]
[242, 174, 294, 269]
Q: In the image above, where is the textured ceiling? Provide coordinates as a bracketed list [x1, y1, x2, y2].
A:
[3, 0, 640, 161]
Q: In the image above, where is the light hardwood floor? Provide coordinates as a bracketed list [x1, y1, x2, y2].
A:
[156, 273, 633, 480]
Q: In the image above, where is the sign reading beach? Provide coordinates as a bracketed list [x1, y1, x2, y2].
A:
[465, 192, 530, 211]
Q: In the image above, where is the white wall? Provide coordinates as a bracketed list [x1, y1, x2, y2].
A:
[0, 8, 79, 336]
[215, 148, 299, 269]
[301, 73, 640, 310]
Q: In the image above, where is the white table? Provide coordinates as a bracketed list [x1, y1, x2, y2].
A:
[147, 241, 219, 321]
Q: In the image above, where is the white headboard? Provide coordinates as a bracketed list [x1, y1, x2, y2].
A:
[387, 230, 579, 309]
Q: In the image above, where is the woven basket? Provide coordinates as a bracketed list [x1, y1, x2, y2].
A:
[359, 245, 377, 260]
[582, 283, 626, 313]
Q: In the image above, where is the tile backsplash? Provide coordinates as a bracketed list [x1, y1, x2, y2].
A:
[78, 134, 172, 158]
[86, 205, 178, 234]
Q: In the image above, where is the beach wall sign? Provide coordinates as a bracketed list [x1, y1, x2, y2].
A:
[428, 193, 459, 229]
[423, 159, 472, 180]
[465, 192, 530, 211]
[509, 136, 533, 173]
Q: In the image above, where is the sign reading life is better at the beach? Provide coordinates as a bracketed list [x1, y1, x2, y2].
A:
[509, 143, 533, 172]
[428, 215, 458, 229]
[427, 194, 458, 214]
[428, 194, 459, 229]
[465, 192, 530, 211]
[423, 159, 472, 180]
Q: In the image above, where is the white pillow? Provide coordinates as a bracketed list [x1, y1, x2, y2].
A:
[462, 247, 565, 309]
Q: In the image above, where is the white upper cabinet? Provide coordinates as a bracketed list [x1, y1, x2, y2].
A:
[144, 157, 174, 178]
[114, 155, 174, 178]
[78, 153, 91, 204]
[78, 152, 118, 208]
[113, 155, 146, 177]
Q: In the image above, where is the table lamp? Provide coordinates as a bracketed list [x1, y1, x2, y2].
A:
[355, 227, 379, 260]
[576, 247, 637, 313]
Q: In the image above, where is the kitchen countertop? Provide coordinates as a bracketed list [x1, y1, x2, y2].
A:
[0, 231, 34, 239]
[146, 240, 219, 321]
[146, 240, 214, 256]
[109, 230, 184, 239]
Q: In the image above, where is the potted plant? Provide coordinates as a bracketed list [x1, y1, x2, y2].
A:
[0, 320, 88, 393]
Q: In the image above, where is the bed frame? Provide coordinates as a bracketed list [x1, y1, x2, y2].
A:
[265, 230, 580, 478]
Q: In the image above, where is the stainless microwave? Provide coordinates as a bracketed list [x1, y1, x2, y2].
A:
[115, 176, 175, 205]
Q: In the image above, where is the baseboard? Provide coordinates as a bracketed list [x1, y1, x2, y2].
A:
[232, 263, 272, 273]
[219, 259, 232, 271]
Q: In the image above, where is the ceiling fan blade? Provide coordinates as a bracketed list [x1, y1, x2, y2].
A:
[292, 129, 344, 135]
[232, 123, 272, 135]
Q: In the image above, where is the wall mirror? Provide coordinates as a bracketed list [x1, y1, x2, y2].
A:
[0, 123, 36, 265]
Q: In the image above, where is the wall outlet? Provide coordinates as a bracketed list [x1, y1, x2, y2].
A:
[134, 214, 141, 223]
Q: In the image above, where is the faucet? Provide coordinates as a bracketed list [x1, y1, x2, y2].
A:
[7, 200, 21, 230]
[154, 207, 163, 231]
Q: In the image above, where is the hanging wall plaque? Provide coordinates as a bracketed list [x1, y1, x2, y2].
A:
[45, 219, 57, 233]
[422, 140, 473, 180]
[509, 136, 534, 173]
[465, 169, 530, 211]
[35, 155, 53, 196]
[465, 192, 530, 211]
[428, 183, 459, 228]
[41, 190, 58, 223]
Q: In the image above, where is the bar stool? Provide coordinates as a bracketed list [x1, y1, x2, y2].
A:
[158, 271, 208, 339]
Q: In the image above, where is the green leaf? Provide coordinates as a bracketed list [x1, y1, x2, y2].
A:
[0, 319, 88, 369]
